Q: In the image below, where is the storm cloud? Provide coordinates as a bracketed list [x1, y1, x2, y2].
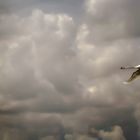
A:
[0, 0, 140, 140]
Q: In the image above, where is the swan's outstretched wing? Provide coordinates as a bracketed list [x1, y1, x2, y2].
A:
[135, 65, 140, 68]
[125, 69, 140, 83]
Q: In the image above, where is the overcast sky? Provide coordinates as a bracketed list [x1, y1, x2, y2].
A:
[0, 0, 140, 140]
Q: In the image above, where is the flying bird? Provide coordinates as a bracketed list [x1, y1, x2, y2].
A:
[120, 65, 140, 84]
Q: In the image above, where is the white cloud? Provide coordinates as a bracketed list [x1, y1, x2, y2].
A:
[99, 126, 126, 140]
[85, 0, 97, 13]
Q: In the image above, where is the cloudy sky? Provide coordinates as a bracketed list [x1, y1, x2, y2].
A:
[0, 0, 140, 140]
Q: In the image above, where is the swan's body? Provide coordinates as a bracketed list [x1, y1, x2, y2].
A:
[121, 65, 140, 83]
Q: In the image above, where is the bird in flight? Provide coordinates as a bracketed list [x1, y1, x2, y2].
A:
[120, 65, 140, 84]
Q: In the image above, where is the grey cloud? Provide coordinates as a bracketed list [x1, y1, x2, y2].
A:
[0, 0, 140, 140]
[40, 136, 56, 140]
[65, 134, 98, 140]
[0, 0, 84, 19]
[134, 103, 140, 138]
[85, 0, 140, 44]
[0, 9, 81, 114]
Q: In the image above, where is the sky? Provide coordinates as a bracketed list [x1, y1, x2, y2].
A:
[0, 0, 140, 140]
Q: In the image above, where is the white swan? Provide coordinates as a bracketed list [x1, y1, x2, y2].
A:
[120, 65, 140, 83]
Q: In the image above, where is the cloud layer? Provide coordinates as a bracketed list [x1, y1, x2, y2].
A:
[0, 0, 140, 140]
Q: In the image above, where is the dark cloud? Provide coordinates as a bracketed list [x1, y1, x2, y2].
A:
[0, 0, 10, 14]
